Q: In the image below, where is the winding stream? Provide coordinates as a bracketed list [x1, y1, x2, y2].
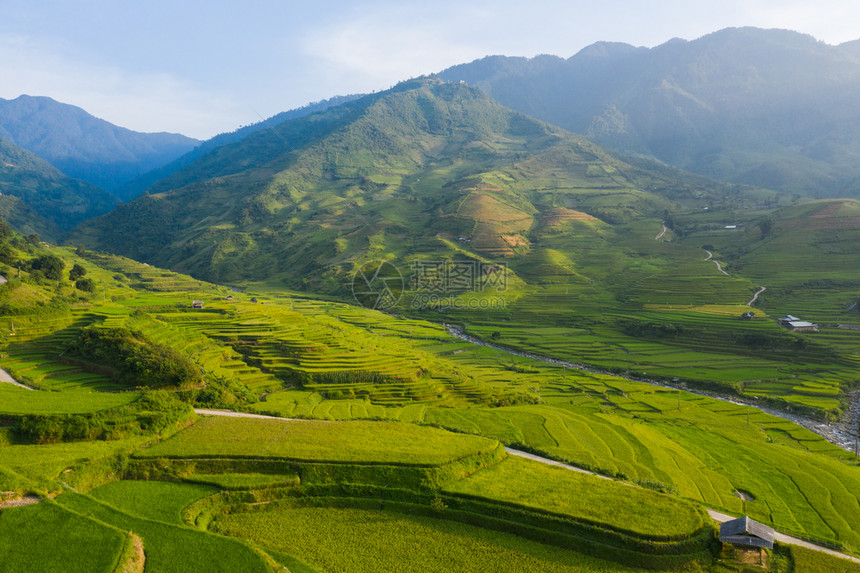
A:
[445, 325, 860, 453]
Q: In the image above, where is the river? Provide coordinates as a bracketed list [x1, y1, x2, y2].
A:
[445, 325, 859, 454]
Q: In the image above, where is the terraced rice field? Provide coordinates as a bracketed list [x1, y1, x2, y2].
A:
[212, 505, 659, 573]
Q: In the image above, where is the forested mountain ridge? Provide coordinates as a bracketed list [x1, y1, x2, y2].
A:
[440, 27, 860, 198]
[0, 137, 117, 235]
[71, 77, 745, 290]
[0, 95, 199, 195]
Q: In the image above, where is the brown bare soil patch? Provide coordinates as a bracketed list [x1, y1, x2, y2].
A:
[458, 194, 532, 224]
[541, 207, 597, 225]
[502, 234, 528, 247]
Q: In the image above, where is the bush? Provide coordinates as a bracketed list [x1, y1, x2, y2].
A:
[75, 277, 97, 292]
[30, 254, 64, 280]
[69, 263, 87, 281]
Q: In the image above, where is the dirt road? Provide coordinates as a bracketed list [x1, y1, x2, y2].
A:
[0, 368, 32, 390]
[747, 286, 766, 306]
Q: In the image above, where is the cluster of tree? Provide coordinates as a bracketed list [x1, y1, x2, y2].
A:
[0, 219, 98, 293]
[71, 326, 203, 389]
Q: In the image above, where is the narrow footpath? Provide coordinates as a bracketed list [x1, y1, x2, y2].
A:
[747, 286, 766, 306]
[703, 250, 730, 276]
[0, 368, 32, 390]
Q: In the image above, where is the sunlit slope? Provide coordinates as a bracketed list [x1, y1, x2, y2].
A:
[73, 77, 744, 293]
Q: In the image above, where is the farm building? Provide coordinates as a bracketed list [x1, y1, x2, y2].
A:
[777, 315, 818, 332]
[720, 516, 774, 566]
[785, 321, 818, 332]
[225, 295, 234, 301]
[191, 300, 204, 309]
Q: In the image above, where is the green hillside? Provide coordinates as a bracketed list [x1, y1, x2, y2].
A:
[0, 138, 118, 233]
[72, 77, 748, 288]
[68, 78, 860, 416]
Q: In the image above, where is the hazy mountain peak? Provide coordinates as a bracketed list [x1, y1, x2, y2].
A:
[0, 95, 199, 192]
[572, 41, 643, 59]
[440, 26, 860, 198]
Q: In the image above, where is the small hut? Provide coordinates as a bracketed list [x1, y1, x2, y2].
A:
[720, 516, 774, 566]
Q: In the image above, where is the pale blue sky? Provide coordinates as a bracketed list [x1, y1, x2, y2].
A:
[1, 0, 858, 139]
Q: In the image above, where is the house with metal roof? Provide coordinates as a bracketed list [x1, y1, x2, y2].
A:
[720, 516, 774, 566]
[720, 516, 775, 549]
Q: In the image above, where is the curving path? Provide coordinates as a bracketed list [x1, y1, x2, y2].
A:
[655, 223, 668, 240]
[747, 286, 766, 306]
[0, 495, 41, 509]
[194, 408, 293, 420]
[703, 250, 730, 276]
[0, 367, 32, 390]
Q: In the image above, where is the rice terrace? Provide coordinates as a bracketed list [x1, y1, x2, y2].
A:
[2, 16, 860, 573]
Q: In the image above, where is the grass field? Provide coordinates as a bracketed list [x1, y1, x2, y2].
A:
[56, 491, 271, 573]
[443, 456, 706, 539]
[136, 417, 500, 465]
[0, 435, 151, 490]
[251, 377, 860, 550]
[0, 501, 126, 573]
[89, 480, 216, 525]
[212, 505, 665, 573]
[0, 385, 139, 415]
[182, 472, 300, 490]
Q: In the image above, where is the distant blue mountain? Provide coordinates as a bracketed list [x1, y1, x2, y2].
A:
[441, 27, 860, 198]
[0, 95, 199, 195]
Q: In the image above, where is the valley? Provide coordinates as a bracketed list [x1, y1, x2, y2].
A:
[1, 30, 860, 572]
[0, 229, 858, 571]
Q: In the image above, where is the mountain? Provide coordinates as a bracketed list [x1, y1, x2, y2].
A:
[0, 95, 199, 195]
[0, 137, 119, 234]
[71, 77, 749, 291]
[116, 94, 363, 200]
[0, 194, 60, 240]
[439, 27, 860, 198]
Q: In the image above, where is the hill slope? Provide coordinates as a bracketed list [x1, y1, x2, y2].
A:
[71, 77, 741, 289]
[116, 94, 363, 200]
[440, 27, 860, 198]
[0, 95, 199, 194]
[0, 137, 118, 234]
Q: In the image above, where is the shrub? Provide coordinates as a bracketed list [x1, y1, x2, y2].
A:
[30, 254, 64, 280]
[69, 263, 87, 281]
[75, 277, 97, 292]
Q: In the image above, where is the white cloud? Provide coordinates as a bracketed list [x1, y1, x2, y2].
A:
[0, 33, 251, 139]
[299, 4, 501, 91]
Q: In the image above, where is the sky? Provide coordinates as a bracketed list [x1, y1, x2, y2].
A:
[1, 0, 858, 140]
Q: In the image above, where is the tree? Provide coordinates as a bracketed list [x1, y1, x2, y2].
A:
[0, 244, 16, 266]
[75, 277, 96, 292]
[31, 255, 64, 280]
[758, 217, 774, 238]
[69, 263, 87, 281]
